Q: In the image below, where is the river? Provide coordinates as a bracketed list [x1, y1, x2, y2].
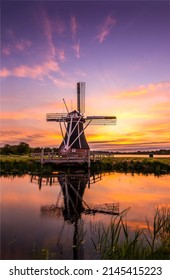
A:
[1, 172, 170, 260]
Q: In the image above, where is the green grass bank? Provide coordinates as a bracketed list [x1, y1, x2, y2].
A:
[0, 155, 170, 175]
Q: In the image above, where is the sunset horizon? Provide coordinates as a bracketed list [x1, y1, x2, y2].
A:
[1, 0, 170, 152]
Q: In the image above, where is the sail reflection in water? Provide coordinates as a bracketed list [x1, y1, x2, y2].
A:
[30, 171, 119, 260]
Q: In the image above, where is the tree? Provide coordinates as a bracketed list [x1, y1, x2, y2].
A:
[1, 144, 12, 155]
[17, 142, 30, 154]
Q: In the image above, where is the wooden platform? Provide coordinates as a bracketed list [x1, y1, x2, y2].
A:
[32, 150, 105, 168]
[38, 151, 91, 168]
[42, 157, 89, 165]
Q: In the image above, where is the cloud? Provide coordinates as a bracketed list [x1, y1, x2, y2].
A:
[118, 87, 147, 98]
[0, 59, 60, 80]
[2, 46, 11, 56]
[0, 68, 10, 78]
[1, 110, 43, 120]
[15, 39, 32, 51]
[57, 49, 65, 62]
[54, 18, 65, 35]
[48, 75, 74, 89]
[2, 39, 32, 57]
[116, 81, 170, 99]
[151, 101, 170, 111]
[88, 140, 170, 152]
[73, 42, 80, 59]
[70, 16, 80, 59]
[1, 112, 23, 120]
[40, 9, 66, 63]
[41, 8, 56, 57]
[96, 13, 117, 43]
[0, 128, 48, 146]
[75, 69, 87, 77]
[14, 60, 60, 79]
[70, 16, 78, 39]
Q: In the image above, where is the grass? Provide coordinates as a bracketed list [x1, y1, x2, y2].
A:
[91, 206, 170, 260]
[0, 154, 170, 175]
[96, 157, 170, 175]
[0, 154, 31, 161]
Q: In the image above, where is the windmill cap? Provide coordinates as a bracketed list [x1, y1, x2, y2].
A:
[68, 110, 82, 117]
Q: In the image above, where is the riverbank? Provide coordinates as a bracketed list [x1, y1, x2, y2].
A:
[94, 157, 170, 175]
[0, 155, 170, 175]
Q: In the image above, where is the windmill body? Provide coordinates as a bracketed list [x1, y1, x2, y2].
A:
[58, 110, 89, 157]
[46, 82, 116, 161]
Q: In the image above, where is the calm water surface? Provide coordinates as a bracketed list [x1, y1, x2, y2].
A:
[1, 172, 170, 260]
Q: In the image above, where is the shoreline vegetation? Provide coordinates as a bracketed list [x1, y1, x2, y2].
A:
[91, 206, 170, 260]
[0, 154, 170, 176]
[33, 206, 170, 260]
[0, 142, 170, 175]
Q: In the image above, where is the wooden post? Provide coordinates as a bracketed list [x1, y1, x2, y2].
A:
[40, 148, 44, 164]
[88, 149, 90, 169]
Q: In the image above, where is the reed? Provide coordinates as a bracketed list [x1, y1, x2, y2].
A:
[91, 206, 170, 259]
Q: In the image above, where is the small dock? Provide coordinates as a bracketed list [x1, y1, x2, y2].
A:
[31, 149, 108, 168]
[41, 156, 90, 166]
[37, 149, 91, 168]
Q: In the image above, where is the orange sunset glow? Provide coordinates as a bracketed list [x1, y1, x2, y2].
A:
[1, 1, 170, 152]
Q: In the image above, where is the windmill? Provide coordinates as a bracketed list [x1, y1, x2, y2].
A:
[46, 82, 116, 161]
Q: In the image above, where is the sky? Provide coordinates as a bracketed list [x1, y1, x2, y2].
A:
[1, 0, 170, 152]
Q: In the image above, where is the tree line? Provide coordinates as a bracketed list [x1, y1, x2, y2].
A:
[0, 142, 59, 155]
[0, 142, 170, 155]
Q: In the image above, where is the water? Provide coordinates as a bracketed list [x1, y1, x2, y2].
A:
[1, 172, 170, 260]
[113, 154, 170, 158]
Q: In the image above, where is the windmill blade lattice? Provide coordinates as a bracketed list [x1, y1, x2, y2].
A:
[85, 116, 116, 125]
[77, 82, 85, 114]
[46, 113, 68, 122]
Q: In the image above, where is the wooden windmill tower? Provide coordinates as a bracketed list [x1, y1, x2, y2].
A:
[46, 82, 116, 162]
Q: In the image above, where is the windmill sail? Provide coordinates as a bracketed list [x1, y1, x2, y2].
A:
[77, 82, 85, 114]
[46, 113, 68, 122]
[85, 116, 116, 125]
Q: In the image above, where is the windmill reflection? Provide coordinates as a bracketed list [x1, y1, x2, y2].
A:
[58, 173, 88, 222]
[31, 171, 119, 259]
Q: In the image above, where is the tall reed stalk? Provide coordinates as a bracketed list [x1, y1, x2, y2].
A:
[91, 206, 170, 259]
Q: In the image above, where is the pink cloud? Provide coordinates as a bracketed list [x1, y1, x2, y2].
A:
[70, 16, 78, 39]
[116, 81, 170, 99]
[2, 46, 11, 56]
[44, 60, 60, 72]
[0, 68, 10, 78]
[15, 40, 32, 51]
[42, 9, 56, 57]
[48, 76, 74, 89]
[55, 18, 65, 35]
[73, 42, 80, 59]
[2, 40, 32, 56]
[96, 14, 117, 43]
[12, 59, 60, 79]
[57, 49, 65, 62]
[75, 69, 87, 77]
